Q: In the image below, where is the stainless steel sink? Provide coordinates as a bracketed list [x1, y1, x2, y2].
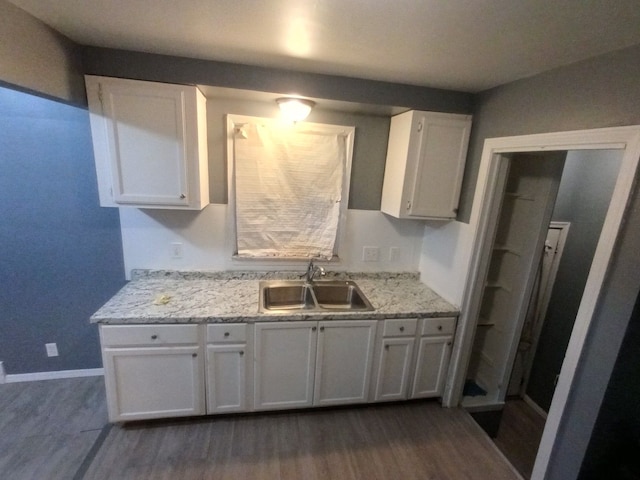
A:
[262, 283, 316, 310]
[259, 280, 374, 313]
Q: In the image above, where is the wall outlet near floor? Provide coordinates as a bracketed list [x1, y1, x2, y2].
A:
[362, 246, 380, 262]
[170, 242, 183, 259]
[389, 246, 401, 262]
[45, 343, 58, 357]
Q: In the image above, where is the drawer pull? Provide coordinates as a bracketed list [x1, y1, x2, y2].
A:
[385, 345, 390, 351]
[151, 334, 158, 340]
[447, 341, 452, 346]
[239, 351, 244, 356]
[399, 326, 405, 332]
[192, 353, 197, 357]
[437, 325, 443, 331]
[224, 332, 230, 337]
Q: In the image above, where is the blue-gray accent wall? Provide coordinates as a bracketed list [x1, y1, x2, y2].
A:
[0, 85, 126, 375]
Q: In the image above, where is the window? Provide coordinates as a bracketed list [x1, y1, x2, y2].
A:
[227, 115, 355, 260]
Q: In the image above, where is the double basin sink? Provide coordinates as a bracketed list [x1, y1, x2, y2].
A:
[259, 280, 374, 313]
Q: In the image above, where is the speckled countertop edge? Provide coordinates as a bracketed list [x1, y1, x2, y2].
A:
[91, 270, 459, 324]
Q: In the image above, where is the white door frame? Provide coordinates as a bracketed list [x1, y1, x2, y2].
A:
[518, 221, 570, 398]
[442, 126, 640, 479]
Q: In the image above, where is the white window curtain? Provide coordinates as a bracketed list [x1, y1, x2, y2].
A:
[233, 120, 348, 259]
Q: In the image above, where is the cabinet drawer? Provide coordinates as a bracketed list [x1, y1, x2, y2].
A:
[420, 317, 456, 336]
[382, 319, 417, 337]
[207, 324, 247, 343]
[100, 324, 199, 347]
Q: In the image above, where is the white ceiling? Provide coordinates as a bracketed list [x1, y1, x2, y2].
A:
[9, 0, 640, 92]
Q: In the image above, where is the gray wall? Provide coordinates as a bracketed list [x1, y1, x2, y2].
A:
[82, 47, 473, 210]
[0, 0, 86, 105]
[467, 44, 640, 479]
[207, 98, 390, 209]
[82, 47, 473, 114]
[526, 150, 622, 411]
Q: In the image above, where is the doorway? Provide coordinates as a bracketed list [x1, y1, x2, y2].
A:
[442, 126, 640, 480]
[474, 149, 624, 478]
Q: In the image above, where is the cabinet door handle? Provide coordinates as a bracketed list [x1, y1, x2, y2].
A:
[447, 341, 452, 346]
[179, 194, 186, 199]
[320, 326, 325, 332]
[437, 325, 443, 331]
[151, 334, 158, 340]
[417, 121, 423, 133]
[312, 326, 317, 332]
[385, 344, 390, 351]
[192, 353, 197, 357]
[399, 326, 405, 332]
[239, 351, 244, 356]
[224, 332, 230, 337]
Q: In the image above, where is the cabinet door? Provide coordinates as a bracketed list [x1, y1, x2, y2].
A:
[410, 336, 453, 398]
[373, 337, 415, 402]
[101, 80, 191, 206]
[314, 320, 377, 406]
[254, 322, 317, 411]
[408, 113, 471, 219]
[103, 345, 204, 422]
[206, 344, 247, 414]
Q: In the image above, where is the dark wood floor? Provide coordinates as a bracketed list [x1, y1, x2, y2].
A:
[1, 377, 521, 480]
[493, 398, 546, 479]
[0, 376, 108, 480]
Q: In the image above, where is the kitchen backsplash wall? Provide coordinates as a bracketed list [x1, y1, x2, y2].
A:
[118, 207, 424, 279]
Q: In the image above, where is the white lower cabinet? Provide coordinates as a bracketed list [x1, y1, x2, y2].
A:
[314, 320, 377, 406]
[205, 324, 250, 414]
[254, 322, 317, 410]
[409, 317, 456, 399]
[100, 317, 456, 422]
[373, 319, 418, 402]
[253, 320, 377, 410]
[100, 324, 205, 422]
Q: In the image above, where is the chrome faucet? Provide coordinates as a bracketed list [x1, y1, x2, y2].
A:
[303, 259, 326, 283]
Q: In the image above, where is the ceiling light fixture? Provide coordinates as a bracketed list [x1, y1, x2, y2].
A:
[276, 97, 315, 122]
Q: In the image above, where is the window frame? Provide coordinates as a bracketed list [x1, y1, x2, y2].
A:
[226, 114, 355, 264]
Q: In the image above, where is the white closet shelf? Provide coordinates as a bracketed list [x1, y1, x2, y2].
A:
[492, 244, 522, 256]
[484, 282, 512, 293]
[504, 192, 535, 201]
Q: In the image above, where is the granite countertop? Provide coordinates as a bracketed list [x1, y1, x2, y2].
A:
[91, 270, 459, 324]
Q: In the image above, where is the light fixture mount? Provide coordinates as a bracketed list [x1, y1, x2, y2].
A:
[276, 97, 316, 121]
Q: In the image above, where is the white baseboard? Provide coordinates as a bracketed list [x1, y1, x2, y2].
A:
[0, 362, 6, 384]
[523, 394, 548, 420]
[5, 368, 104, 383]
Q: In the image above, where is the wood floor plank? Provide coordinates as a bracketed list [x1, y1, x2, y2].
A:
[493, 399, 546, 479]
[83, 402, 519, 480]
[0, 377, 108, 480]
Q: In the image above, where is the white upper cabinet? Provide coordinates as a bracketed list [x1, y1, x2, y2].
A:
[380, 110, 471, 220]
[85, 75, 209, 209]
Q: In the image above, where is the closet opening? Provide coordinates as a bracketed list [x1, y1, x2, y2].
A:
[461, 149, 624, 478]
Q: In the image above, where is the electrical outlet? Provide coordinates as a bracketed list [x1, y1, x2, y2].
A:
[171, 242, 183, 259]
[389, 246, 401, 262]
[362, 246, 380, 262]
[45, 343, 58, 357]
